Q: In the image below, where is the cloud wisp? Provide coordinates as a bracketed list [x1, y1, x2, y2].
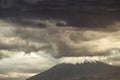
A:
[59, 48, 120, 66]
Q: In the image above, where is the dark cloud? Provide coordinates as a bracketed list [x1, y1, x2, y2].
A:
[2, 12, 120, 31]
[14, 22, 120, 57]
[0, 2, 120, 58]
[0, 1, 120, 79]
[0, 17, 120, 59]
[24, 0, 120, 12]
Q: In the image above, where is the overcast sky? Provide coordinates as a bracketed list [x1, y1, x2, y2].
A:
[0, 0, 120, 80]
[0, 16, 120, 79]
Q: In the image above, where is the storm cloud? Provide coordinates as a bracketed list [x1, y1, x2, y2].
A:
[0, 17, 120, 59]
[0, 0, 120, 80]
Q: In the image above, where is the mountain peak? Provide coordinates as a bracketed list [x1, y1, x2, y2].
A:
[26, 61, 120, 80]
[59, 56, 106, 65]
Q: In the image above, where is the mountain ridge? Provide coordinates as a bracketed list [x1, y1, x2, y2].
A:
[26, 61, 120, 80]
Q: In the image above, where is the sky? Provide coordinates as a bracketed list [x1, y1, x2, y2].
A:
[0, 17, 120, 80]
[0, 0, 120, 80]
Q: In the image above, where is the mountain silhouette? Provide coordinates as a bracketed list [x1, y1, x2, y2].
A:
[26, 61, 120, 80]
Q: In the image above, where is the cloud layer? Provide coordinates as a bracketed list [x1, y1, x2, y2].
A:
[59, 48, 120, 66]
[0, 19, 120, 58]
[0, 14, 120, 79]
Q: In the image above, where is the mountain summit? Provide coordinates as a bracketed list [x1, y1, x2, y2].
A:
[26, 62, 120, 80]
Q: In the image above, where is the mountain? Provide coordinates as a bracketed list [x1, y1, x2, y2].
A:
[26, 62, 120, 80]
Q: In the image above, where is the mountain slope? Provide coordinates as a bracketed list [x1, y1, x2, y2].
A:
[26, 62, 120, 80]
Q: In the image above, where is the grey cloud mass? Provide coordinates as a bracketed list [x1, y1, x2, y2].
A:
[0, 1, 120, 78]
[0, 1, 120, 80]
[0, 18, 120, 58]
